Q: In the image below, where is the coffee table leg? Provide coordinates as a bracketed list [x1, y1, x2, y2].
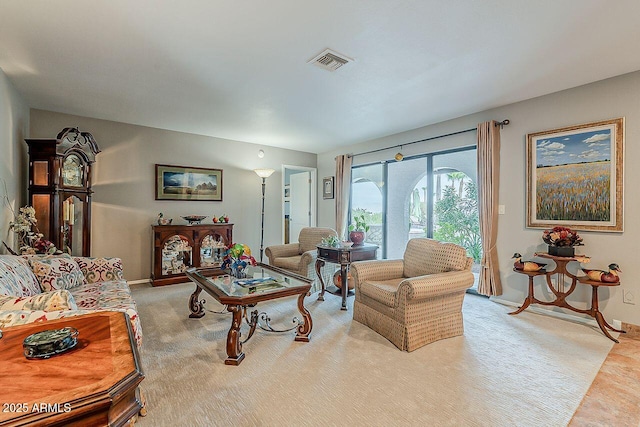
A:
[295, 291, 312, 342]
[316, 258, 326, 301]
[188, 286, 206, 318]
[225, 305, 245, 365]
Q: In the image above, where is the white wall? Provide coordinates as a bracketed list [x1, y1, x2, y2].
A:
[29, 109, 316, 280]
[318, 70, 640, 326]
[0, 67, 29, 252]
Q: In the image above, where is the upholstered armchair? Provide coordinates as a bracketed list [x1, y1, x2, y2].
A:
[265, 227, 338, 292]
[351, 238, 474, 352]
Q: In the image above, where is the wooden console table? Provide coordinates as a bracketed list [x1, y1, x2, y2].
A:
[152, 223, 233, 286]
[315, 243, 378, 311]
[510, 252, 625, 342]
[0, 312, 144, 426]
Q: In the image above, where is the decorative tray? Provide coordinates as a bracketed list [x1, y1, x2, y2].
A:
[23, 327, 79, 359]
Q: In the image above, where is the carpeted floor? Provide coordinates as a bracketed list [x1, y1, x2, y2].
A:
[132, 283, 614, 427]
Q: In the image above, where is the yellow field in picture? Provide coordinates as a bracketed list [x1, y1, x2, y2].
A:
[535, 161, 610, 221]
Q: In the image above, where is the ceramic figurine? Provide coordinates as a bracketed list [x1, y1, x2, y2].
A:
[574, 255, 591, 264]
[581, 263, 621, 283]
[512, 253, 546, 272]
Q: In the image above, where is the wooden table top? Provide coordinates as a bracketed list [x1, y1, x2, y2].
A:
[0, 311, 143, 425]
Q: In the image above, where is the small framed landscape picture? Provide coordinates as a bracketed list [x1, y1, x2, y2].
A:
[155, 164, 223, 201]
[526, 118, 624, 232]
[323, 176, 334, 199]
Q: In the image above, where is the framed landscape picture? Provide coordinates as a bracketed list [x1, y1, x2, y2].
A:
[526, 118, 624, 232]
[155, 164, 223, 201]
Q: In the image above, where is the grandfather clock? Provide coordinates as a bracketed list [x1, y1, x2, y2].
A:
[26, 127, 100, 256]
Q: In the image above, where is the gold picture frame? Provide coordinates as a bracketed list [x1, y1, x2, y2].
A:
[155, 164, 223, 201]
[526, 118, 623, 232]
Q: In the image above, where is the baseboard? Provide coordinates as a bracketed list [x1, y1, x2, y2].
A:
[128, 278, 152, 286]
[490, 297, 599, 328]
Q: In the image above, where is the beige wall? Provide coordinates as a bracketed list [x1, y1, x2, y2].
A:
[0, 67, 29, 253]
[29, 109, 316, 280]
[318, 70, 640, 326]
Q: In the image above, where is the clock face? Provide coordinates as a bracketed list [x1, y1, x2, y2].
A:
[62, 154, 84, 187]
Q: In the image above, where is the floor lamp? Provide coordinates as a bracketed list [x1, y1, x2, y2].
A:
[254, 168, 275, 263]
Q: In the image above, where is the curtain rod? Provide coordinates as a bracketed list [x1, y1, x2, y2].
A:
[350, 119, 510, 158]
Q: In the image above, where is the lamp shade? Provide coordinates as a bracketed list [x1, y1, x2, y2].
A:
[254, 168, 275, 178]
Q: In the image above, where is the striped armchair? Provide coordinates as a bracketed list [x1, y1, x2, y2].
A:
[265, 227, 338, 292]
[351, 238, 474, 352]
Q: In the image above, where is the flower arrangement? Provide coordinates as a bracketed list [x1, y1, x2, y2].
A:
[221, 243, 257, 277]
[8, 206, 59, 255]
[542, 226, 583, 247]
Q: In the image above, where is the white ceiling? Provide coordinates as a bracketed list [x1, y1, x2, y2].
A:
[2, 1, 640, 154]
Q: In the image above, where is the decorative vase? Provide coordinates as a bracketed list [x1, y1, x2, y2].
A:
[349, 231, 365, 246]
[548, 245, 575, 257]
[333, 270, 355, 290]
[229, 265, 247, 279]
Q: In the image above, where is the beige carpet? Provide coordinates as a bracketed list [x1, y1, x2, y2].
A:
[132, 283, 613, 427]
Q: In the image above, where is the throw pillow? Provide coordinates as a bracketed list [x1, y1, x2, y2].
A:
[0, 255, 42, 297]
[73, 257, 124, 284]
[29, 257, 86, 292]
[0, 289, 78, 311]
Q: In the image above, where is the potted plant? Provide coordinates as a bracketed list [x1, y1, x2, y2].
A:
[348, 214, 370, 246]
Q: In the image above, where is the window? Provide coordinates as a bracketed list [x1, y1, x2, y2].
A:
[351, 147, 479, 266]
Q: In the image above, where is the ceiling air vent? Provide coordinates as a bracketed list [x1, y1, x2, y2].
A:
[308, 49, 353, 72]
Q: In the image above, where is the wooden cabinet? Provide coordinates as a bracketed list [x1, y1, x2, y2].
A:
[151, 223, 233, 286]
[26, 128, 100, 256]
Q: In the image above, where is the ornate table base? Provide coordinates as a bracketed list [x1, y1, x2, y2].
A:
[185, 266, 312, 365]
[510, 253, 626, 343]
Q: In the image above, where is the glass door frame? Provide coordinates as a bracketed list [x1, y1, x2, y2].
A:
[350, 145, 476, 260]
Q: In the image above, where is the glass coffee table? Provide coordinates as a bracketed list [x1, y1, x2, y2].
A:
[184, 263, 313, 365]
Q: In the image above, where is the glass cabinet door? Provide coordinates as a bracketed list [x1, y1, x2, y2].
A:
[161, 235, 193, 275]
[200, 234, 227, 268]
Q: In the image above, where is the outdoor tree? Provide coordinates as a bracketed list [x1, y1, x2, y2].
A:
[433, 180, 482, 262]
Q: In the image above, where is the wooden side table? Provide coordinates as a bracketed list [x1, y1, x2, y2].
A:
[315, 243, 378, 310]
[0, 312, 144, 426]
[510, 252, 626, 342]
[577, 277, 626, 343]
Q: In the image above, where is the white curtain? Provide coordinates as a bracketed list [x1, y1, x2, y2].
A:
[335, 154, 352, 240]
[477, 121, 503, 296]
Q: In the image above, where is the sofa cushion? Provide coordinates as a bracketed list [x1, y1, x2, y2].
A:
[0, 255, 42, 297]
[30, 257, 86, 291]
[274, 255, 302, 269]
[0, 289, 78, 311]
[69, 279, 141, 344]
[403, 239, 468, 278]
[73, 257, 124, 284]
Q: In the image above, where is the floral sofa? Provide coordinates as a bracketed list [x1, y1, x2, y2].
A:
[0, 254, 141, 348]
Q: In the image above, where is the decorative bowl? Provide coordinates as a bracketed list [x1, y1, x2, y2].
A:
[157, 218, 172, 226]
[340, 241, 354, 248]
[182, 215, 207, 225]
[23, 327, 79, 359]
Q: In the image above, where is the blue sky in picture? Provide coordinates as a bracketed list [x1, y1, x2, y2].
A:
[535, 129, 612, 167]
[163, 172, 217, 188]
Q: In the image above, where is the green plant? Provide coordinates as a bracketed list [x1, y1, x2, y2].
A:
[349, 214, 370, 232]
[321, 235, 340, 247]
[433, 181, 481, 262]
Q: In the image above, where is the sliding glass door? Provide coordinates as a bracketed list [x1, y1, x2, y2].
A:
[351, 147, 479, 265]
[350, 164, 384, 258]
